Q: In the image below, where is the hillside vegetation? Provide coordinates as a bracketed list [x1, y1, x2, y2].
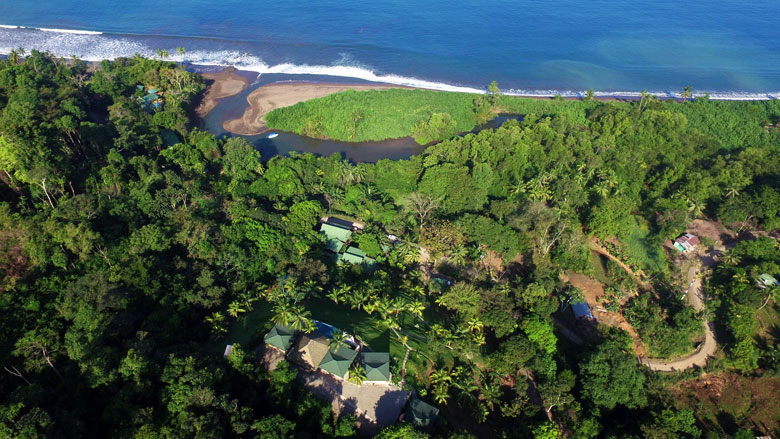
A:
[1, 52, 779, 438]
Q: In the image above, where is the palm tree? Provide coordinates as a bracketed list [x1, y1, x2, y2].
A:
[397, 241, 421, 265]
[472, 402, 490, 424]
[235, 290, 259, 312]
[348, 364, 366, 385]
[7, 48, 19, 65]
[349, 110, 364, 140]
[156, 48, 169, 59]
[481, 380, 502, 410]
[583, 89, 595, 101]
[348, 288, 372, 311]
[430, 369, 452, 385]
[326, 287, 344, 304]
[272, 302, 294, 327]
[725, 186, 740, 198]
[687, 197, 706, 218]
[289, 304, 314, 332]
[329, 331, 349, 353]
[732, 271, 749, 285]
[453, 379, 479, 406]
[363, 300, 380, 315]
[337, 162, 354, 185]
[721, 250, 742, 266]
[407, 301, 425, 319]
[757, 285, 779, 312]
[433, 383, 450, 404]
[467, 318, 484, 333]
[352, 165, 368, 183]
[639, 89, 651, 112]
[176, 47, 186, 57]
[205, 312, 227, 335]
[449, 245, 468, 267]
[528, 185, 552, 202]
[375, 297, 394, 319]
[227, 300, 246, 318]
[681, 86, 693, 102]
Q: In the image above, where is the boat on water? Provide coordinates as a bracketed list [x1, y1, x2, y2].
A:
[267, 133, 279, 139]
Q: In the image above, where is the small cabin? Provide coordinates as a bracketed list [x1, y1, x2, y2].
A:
[673, 233, 700, 252]
[572, 301, 594, 320]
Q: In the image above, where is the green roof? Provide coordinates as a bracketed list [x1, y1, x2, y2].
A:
[317, 345, 358, 378]
[345, 246, 366, 258]
[326, 238, 345, 253]
[161, 129, 180, 147]
[320, 223, 353, 244]
[264, 325, 299, 351]
[363, 257, 377, 272]
[758, 273, 778, 285]
[362, 352, 390, 381]
[404, 398, 439, 431]
[340, 251, 364, 265]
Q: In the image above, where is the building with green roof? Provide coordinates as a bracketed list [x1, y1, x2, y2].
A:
[317, 345, 359, 379]
[757, 273, 779, 289]
[362, 352, 391, 382]
[362, 257, 377, 273]
[403, 398, 439, 431]
[339, 245, 365, 264]
[320, 222, 353, 253]
[264, 325, 299, 352]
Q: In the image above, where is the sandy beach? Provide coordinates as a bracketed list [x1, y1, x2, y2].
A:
[222, 82, 403, 136]
[195, 69, 250, 119]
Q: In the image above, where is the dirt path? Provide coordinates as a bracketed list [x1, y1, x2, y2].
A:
[588, 239, 651, 290]
[641, 247, 720, 371]
[565, 273, 647, 356]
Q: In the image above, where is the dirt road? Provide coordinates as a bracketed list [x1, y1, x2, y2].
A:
[641, 252, 718, 371]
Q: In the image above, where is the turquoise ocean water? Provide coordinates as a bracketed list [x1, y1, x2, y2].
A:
[0, 0, 778, 98]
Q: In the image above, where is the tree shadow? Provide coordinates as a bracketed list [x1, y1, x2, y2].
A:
[716, 411, 740, 435]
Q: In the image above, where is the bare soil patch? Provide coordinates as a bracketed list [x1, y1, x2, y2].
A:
[564, 273, 647, 356]
[671, 373, 780, 436]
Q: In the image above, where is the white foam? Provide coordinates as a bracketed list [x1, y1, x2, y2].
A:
[37, 27, 103, 35]
[0, 26, 776, 100]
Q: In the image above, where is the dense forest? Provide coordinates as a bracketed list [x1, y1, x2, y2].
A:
[1, 51, 779, 439]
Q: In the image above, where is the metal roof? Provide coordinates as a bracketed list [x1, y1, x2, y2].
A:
[318, 345, 358, 378]
[264, 325, 299, 351]
[362, 352, 391, 381]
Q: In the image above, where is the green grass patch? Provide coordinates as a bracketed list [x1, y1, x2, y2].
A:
[218, 301, 275, 353]
[266, 88, 478, 142]
[617, 216, 669, 275]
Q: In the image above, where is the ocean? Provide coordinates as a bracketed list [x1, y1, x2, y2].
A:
[0, 0, 778, 98]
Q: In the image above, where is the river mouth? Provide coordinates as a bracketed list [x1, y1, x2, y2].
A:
[201, 72, 521, 163]
[200, 73, 421, 162]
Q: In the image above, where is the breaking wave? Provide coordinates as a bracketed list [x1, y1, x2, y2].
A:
[0, 25, 776, 100]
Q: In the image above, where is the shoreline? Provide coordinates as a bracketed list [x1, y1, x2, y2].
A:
[221, 82, 408, 136]
[191, 66, 779, 136]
